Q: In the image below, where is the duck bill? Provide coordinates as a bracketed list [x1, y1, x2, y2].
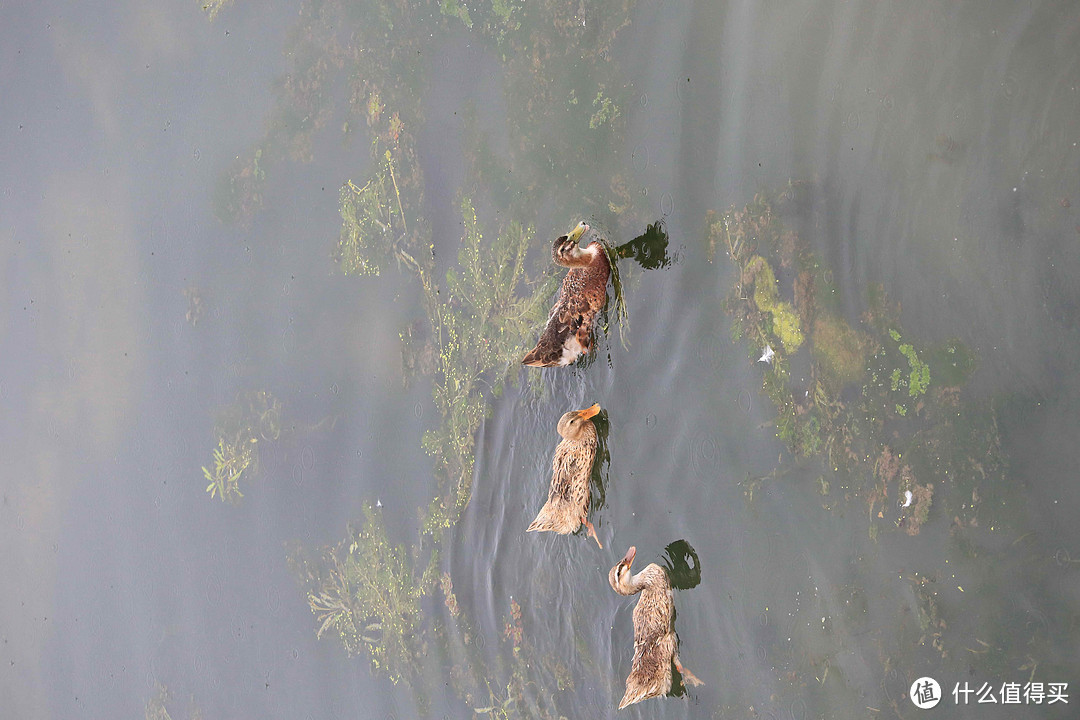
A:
[621, 546, 636, 567]
[576, 403, 601, 420]
[567, 221, 589, 243]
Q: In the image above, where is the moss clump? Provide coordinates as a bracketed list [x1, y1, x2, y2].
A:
[770, 302, 804, 353]
[929, 339, 976, 387]
[812, 314, 872, 393]
[745, 255, 804, 353]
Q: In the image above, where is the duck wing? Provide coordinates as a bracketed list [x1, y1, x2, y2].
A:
[521, 292, 589, 367]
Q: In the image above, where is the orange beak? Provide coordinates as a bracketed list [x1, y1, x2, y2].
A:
[621, 546, 636, 567]
[577, 403, 601, 420]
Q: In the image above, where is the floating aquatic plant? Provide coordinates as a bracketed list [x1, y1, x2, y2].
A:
[600, 220, 673, 351]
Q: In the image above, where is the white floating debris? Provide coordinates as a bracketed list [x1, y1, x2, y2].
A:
[376, 498, 383, 508]
[902, 490, 913, 508]
[758, 345, 775, 364]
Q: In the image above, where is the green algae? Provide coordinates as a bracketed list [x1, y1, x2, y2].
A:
[743, 254, 805, 353]
[589, 88, 621, 129]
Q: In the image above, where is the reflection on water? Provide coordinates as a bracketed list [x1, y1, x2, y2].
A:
[662, 540, 702, 592]
[613, 221, 676, 271]
[588, 409, 612, 517]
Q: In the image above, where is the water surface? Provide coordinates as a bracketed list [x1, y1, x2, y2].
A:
[3, 1, 1080, 718]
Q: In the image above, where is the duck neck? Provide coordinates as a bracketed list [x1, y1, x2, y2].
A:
[553, 240, 597, 268]
[627, 566, 661, 594]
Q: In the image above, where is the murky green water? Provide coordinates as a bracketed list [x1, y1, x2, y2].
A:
[4, 0, 1080, 718]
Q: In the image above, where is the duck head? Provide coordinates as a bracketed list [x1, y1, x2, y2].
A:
[556, 403, 601, 442]
[608, 545, 639, 595]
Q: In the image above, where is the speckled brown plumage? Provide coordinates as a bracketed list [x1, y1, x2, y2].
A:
[522, 223, 610, 367]
[609, 547, 703, 709]
[526, 404, 602, 547]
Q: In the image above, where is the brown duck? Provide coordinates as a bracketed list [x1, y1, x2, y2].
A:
[608, 546, 703, 709]
[526, 404, 603, 548]
[522, 222, 611, 367]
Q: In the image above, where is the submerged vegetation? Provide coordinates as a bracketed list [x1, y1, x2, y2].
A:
[200, 390, 281, 503]
[708, 190, 1063, 710]
[299, 196, 650, 711]
[209, 0, 644, 232]
[419, 201, 558, 510]
[202, 436, 253, 503]
[202, 0, 675, 714]
[296, 504, 422, 683]
[144, 683, 201, 720]
[336, 146, 409, 277]
[202, 0, 660, 711]
[712, 193, 1003, 535]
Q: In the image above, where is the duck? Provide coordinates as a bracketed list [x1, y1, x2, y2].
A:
[608, 546, 703, 709]
[527, 404, 603, 548]
[522, 221, 611, 367]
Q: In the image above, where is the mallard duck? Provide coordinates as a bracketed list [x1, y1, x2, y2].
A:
[522, 222, 611, 367]
[527, 403, 603, 548]
[608, 546, 703, 709]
